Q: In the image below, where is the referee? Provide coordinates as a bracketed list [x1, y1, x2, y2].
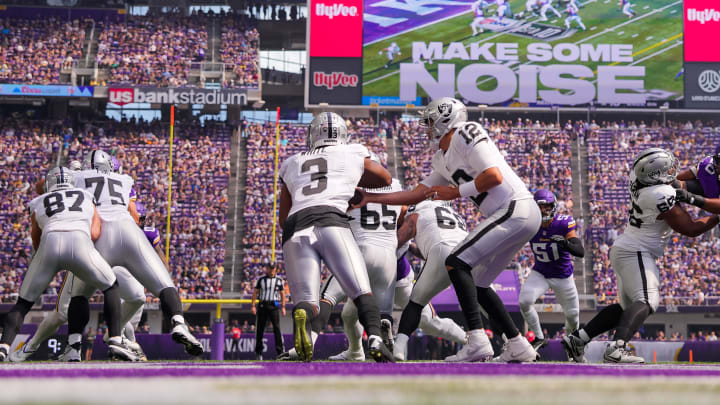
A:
[251, 264, 286, 360]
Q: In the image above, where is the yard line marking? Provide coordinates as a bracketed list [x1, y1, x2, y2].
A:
[618, 31, 624, 35]
[632, 33, 639, 38]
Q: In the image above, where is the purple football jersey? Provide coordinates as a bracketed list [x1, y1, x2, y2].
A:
[397, 253, 412, 281]
[530, 214, 576, 278]
[696, 157, 720, 199]
[144, 226, 161, 247]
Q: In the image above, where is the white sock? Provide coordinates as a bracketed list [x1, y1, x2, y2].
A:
[68, 333, 82, 346]
[578, 329, 591, 343]
[171, 315, 185, 325]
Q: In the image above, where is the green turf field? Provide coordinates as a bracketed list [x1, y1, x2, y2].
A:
[362, 0, 684, 103]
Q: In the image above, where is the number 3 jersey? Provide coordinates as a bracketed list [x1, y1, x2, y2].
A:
[348, 178, 403, 248]
[614, 173, 676, 258]
[280, 143, 369, 217]
[530, 214, 576, 279]
[420, 121, 532, 216]
[28, 186, 96, 237]
[409, 200, 468, 258]
[74, 169, 135, 222]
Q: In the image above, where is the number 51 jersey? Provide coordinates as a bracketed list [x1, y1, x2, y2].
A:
[530, 214, 576, 279]
[74, 169, 135, 222]
[280, 143, 369, 217]
[28, 186, 96, 236]
[614, 172, 676, 258]
[348, 178, 403, 248]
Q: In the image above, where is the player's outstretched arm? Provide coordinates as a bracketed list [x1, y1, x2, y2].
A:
[397, 213, 418, 247]
[91, 207, 102, 241]
[279, 183, 292, 227]
[425, 166, 502, 201]
[358, 158, 392, 189]
[354, 184, 429, 208]
[677, 169, 696, 181]
[661, 204, 719, 237]
[128, 200, 140, 226]
[154, 243, 170, 271]
[30, 213, 41, 251]
[677, 189, 720, 214]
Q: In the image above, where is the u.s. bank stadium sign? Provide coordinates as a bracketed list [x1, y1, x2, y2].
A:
[108, 87, 248, 106]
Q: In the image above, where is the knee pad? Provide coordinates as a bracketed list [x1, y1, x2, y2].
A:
[445, 254, 471, 272]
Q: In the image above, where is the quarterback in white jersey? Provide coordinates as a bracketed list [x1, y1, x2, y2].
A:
[355, 97, 541, 363]
[279, 112, 395, 362]
[72, 150, 202, 357]
[563, 148, 718, 364]
[0, 167, 135, 362]
[392, 200, 471, 361]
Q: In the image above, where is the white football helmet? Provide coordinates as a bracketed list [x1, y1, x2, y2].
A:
[419, 97, 468, 150]
[68, 160, 82, 171]
[307, 112, 349, 149]
[45, 166, 75, 192]
[82, 150, 113, 173]
[632, 148, 677, 185]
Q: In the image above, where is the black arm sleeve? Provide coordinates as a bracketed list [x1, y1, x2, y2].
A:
[565, 237, 585, 258]
[685, 178, 705, 196]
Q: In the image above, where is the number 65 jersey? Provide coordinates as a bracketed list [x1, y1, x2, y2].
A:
[614, 172, 676, 258]
[280, 143, 369, 217]
[348, 178, 403, 248]
[73, 169, 135, 222]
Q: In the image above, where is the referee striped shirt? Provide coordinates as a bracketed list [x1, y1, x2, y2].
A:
[255, 276, 284, 302]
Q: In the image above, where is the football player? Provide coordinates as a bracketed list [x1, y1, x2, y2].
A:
[354, 97, 541, 362]
[381, 42, 401, 69]
[564, 2, 586, 30]
[519, 189, 583, 352]
[392, 200, 471, 361]
[0, 167, 135, 361]
[68, 150, 202, 357]
[539, 0, 561, 21]
[676, 148, 720, 200]
[278, 112, 395, 362]
[563, 149, 718, 363]
[470, 0, 485, 36]
[620, 0, 635, 18]
[523, 0, 540, 17]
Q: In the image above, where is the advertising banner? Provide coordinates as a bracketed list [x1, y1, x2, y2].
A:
[684, 0, 720, 109]
[108, 87, 248, 106]
[684, 63, 720, 108]
[0, 84, 94, 97]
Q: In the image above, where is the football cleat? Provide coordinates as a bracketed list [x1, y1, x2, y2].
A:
[293, 309, 313, 362]
[603, 340, 644, 364]
[127, 340, 148, 362]
[532, 337, 548, 361]
[393, 333, 409, 361]
[0, 344, 9, 362]
[58, 343, 82, 362]
[328, 349, 366, 361]
[9, 341, 37, 362]
[380, 319, 394, 353]
[561, 334, 588, 363]
[493, 335, 537, 363]
[171, 322, 204, 357]
[108, 337, 141, 362]
[368, 335, 395, 363]
[445, 329, 494, 362]
[278, 349, 299, 361]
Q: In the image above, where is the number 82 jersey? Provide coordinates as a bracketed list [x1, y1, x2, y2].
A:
[348, 178, 403, 248]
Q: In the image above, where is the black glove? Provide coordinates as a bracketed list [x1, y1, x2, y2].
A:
[676, 189, 706, 208]
[670, 179, 683, 189]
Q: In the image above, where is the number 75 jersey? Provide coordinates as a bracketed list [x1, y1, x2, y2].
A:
[74, 169, 135, 222]
[280, 144, 369, 217]
[348, 178, 403, 247]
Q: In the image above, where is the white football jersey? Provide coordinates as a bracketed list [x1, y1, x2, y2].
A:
[349, 178, 403, 248]
[614, 173, 676, 258]
[421, 121, 532, 216]
[409, 200, 468, 258]
[29, 186, 95, 237]
[74, 169, 135, 222]
[280, 143, 369, 217]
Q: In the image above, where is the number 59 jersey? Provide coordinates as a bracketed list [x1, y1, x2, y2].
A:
[409, 199, 468, 257]
[280, 143, 369, 217]
[421, 121, 532, 217]
[614, 173, 676, 258]
[74, 169, 135, 222]
[348, 178, 403, 248]
[28, 186, 96, 237]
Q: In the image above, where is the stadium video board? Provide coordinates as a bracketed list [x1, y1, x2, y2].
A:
[306, 0, 685, 108]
